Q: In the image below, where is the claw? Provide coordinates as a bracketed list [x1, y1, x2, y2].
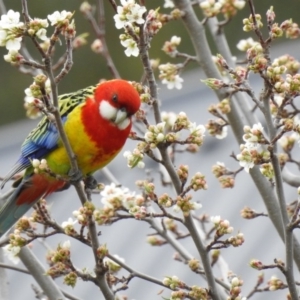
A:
[68, 169, 83, 184]
[84, 175, 98, 190]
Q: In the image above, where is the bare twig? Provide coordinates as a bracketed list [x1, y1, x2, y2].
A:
[82, 0, 120, 78]
[55, 37, 74, 83]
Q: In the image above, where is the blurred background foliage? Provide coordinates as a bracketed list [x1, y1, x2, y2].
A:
[0, 0, 300, 125]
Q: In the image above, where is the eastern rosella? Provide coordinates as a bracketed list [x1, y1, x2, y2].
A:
[0, 79, 141, 237]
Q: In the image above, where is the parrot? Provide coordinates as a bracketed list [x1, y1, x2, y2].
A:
[0, 79, 141, 237]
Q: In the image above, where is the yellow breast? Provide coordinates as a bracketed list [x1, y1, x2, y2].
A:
[45, 104, 119, 176]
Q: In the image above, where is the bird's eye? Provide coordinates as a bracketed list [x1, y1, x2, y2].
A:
[112, 94, 118, 103]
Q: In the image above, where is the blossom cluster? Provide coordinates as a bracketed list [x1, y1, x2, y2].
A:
[278, 132, 298, 152]
[145, 121, 166, 147]
[281, 19, 300, 39]
[205, 119, 228, 139]
[0, 10, 25, 51]
[267, 275, 286, 291]
[126, 115, 198, 166]
[104, 254, 125, 273]
[123, 142, 146, 168]
[243, 14, 263, 32]
[174, 194, 202, 216]
[24, 76, 51, 118]
[190, 172, 208, 191]
[61, 217, 77, 235]
[2, 229, 27, 264]
[73, 201, 95, 226]
[163, 275, 185, 289]
[0, 9, 74, 60]
[249, 259, 264, 270]
[159, 63, 184, 90]
[124, 111, 206, 169]
[163, 276, 209, 299]
[114, 0, 146, 29]
[212, 162, 235, 188]
[200, 0, 245, 19]
[236, 123, 271, 173]
[113, 0, 146, 57]
[172, 113, 206, 146]
[187, 122, 206, 145]
[211, 215, 233, 237]
[162, 35, 181, 57]
[90, 183, 146, 224]
[240, 206, 259, 219]
[236, 21, 300, 95]
[46, 240, 78, 286]
[228, 232, 245, 247]
[31, 158, 48, 174]
[236, 37, 262, 52]
[228, 276, 246, 300]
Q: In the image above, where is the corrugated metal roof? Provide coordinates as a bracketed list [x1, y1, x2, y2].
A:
[1, 41, 300, 299]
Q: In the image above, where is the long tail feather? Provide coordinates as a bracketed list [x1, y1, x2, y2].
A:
[0, 186, 34, 237]
[0, 174, 65, 237]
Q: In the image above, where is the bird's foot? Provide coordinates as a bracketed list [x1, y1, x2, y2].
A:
[68, 169, 83, 185]
[84, 175, 98, 190]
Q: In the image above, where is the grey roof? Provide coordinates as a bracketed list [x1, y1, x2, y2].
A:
[1, 42, 300, 299]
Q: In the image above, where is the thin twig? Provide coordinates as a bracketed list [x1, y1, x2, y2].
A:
[55, 37, 74, 83]
[82, 1, 120, 78]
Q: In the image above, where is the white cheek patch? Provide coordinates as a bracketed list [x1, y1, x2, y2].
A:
[99, 100, 117, 120]
[99, 100, 130, 130]
[117, 118, 130, 130]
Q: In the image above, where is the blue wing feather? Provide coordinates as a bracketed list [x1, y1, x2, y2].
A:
[1, 85, 96, 189]
[21, 116, 67, 159]
[0, 116, 67, 188]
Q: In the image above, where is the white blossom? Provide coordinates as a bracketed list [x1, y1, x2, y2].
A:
[161, 111, 177, 129]
[114, 0, 146, 29]
[170, 35, 181, 45]
[162, 74, 184, 90]
[243, 122, 264, 146]
[126, 4, 146, 24]
[236, 37, 261, 52]
[73, 210, 85, 222]
[188, 122, 206, 135]
[0, 10, 23, 29]
[48, 10, 72, 26]
[101, 183, 128, 208]
[137, 161, 145, 168]
[215, 126, 228, 139]
[164, 0, 175, 8]
[0, 29, 22, 51]
[123, 148, 145, 168]
[236, 153, 255, 172]
[62, 240, 71, 249]
[210, 215, 221, 224]
[121, 38, 139, 57]
[232, 0, 246, 10]
[36, 28, 48, 41]
[0, 10, 24, 51]
[114, 8, 128, 29]
[192, 202, 202, 210]
[3, 49, 19, 63]
[61, 217, 77, 228]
